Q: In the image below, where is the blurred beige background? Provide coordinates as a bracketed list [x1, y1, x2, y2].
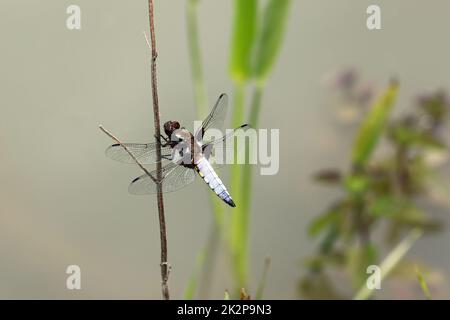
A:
[1, 0, 450, 299]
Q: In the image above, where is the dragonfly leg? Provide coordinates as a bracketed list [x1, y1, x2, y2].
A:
[161, 154, 173, 161]
[154, 134, 170, 147]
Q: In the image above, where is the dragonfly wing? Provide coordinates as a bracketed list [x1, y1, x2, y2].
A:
[202, 124, 250, 169]
[195, 93, 228, 141]
[105, 142, 172, 165]
[128, 162, 196, 195]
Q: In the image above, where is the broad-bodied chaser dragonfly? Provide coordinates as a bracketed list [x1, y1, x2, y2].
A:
[105, 94, 248, 207]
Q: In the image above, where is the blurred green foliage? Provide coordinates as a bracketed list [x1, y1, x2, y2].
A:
[300, 71, 450, 299]
[253, 0, 291, 84]
[229, 0, 257, 83]
[352, 80, 399, 168]
[184, 0, 291, 298]
[416, 267, 432, 300]
[229, 0, 291, 294]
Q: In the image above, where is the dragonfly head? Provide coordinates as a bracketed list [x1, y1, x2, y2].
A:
[164, 120, 181, 137]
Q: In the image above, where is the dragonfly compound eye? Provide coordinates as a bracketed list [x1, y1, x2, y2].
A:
[164, 121, 181, 137]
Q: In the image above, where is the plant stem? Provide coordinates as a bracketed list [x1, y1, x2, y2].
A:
[232, 82, 246, 128]
[354, 196, 370, 246]
[248, 85, 264, 128]
[241, 86, 264, 217]
[229, 85, 262, 291]
[184, 0, 226, 299]
[186, 0, 225, 227]
[230, 82, 247, 291]
[187, 0, 208, 119]
[353, 228, 423, 300]
[416, 267, 432, 300]
[148, 0, 170, 300]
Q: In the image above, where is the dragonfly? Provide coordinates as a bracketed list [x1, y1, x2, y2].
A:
[105, 93, 249, 208]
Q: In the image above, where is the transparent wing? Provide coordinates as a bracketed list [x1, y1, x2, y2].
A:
[128, 162, 196, 195]
[195, 93, 228, 140]
[202, 124, 250, 169]
[203, 124, 249, 147]
[105, 142, 172, 165]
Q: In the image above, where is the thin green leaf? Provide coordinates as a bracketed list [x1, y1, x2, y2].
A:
[352, 80, 399, 167]
[354, 228, 423, 300]
[416, 267, 432, 300]
[344, 174, 369, 194]
[229, 87, 249, 291]
[186, 0, 209, 118]
[253, 0, 292, 84]
[368, 196, 408, 217]
[372, 201, 442, 231]
[308, 203, 344, 237]
[229, 0, 258, 83]
[389, 125, 446, 150]
[319, 223, 339, 255]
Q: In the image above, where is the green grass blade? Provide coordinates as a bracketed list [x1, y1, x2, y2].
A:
[253, 0, 291, 84]
[229, 82, 249, 290]
[229, 0, 258, 83]
[352, 80, 399, 168]
[185, 0, 226, 299]
[238, 90, 261, 235]
[186, 0, 209, 118]
[416, 267, 432, 300]
[248, 85, 263, 131]
[353, 228, 423, 300]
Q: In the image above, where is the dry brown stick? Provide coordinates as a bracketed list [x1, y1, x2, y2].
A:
[147, 0, 170, 300]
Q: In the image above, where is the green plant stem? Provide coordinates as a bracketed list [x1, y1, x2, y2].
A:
[230, 82, 247, 290]
[186, 0, 225, 227]
[187, 0, 208, 119]
[354, 194, 371, 246]
[229, 84, 264, 292]
[232, 82, 246, 128]
[353, 228, 423, 300]
[248, 85, 264, 129]
[241, 86, 264, 216]
[416, 267, 432, 300]
[185, 0, 226, 299]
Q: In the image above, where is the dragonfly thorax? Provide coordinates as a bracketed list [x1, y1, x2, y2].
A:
[172, 128, 191, 143]
[169, 128, 203, 166]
